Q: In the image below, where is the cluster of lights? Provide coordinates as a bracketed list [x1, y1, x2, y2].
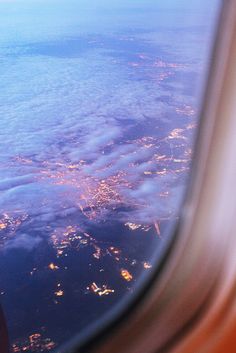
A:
[12, 333, 56, 352]
[121, 269, 133, 282]
[143, 262, 152, 269]
[48, 263, 59, 271]
[87, 282, 115, 297]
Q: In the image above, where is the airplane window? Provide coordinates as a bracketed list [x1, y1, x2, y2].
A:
[0, 1, 221, 352]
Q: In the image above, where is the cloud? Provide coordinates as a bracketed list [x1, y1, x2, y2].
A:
[79, 134, 187, 224]
[0, 175, 35, 192]
[4, 233, 42, 252]
[69, 125, 121, 162]
[0, 25, 196, 242]
[120, 179, 185, 223]
[83, 142, 154, 178]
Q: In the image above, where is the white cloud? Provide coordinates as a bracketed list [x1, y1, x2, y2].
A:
[4, 233, 42, 251]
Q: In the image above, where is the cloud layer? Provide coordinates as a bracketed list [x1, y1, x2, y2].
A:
[0, 12, 210, 252]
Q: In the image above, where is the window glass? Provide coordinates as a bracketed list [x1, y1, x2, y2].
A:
[0, 0, 220, 351]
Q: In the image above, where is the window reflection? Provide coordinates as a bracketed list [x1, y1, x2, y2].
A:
[0, 0, 220, 352]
